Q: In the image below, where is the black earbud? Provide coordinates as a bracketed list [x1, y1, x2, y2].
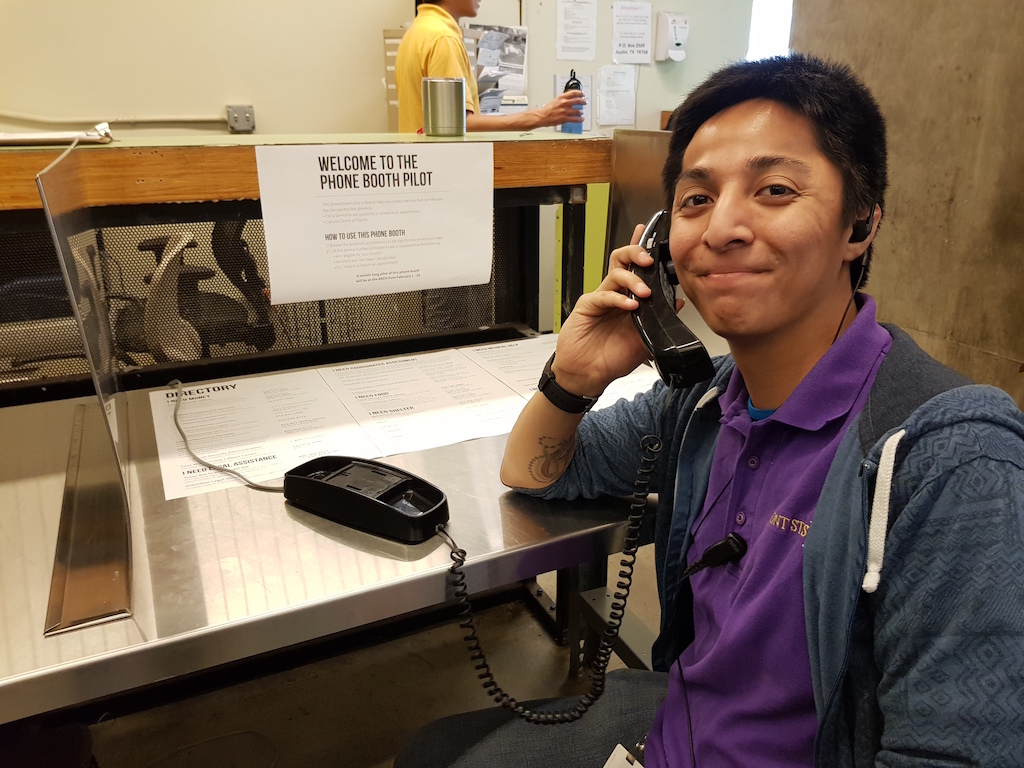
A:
[849, 208, 876, 243]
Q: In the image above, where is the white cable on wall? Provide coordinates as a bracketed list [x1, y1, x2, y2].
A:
[0, 108, 228, 127]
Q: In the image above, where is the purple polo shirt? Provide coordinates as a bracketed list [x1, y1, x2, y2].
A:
[645, 296, 891, 767]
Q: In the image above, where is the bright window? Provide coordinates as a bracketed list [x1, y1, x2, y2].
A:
[746, 0, 793, 60]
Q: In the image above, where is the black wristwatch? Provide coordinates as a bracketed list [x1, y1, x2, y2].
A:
[537, 352, 598, 414]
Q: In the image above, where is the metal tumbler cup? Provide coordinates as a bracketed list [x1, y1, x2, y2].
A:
[422, 77, 467, 137]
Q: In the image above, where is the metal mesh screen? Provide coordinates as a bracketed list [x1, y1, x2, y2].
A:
[0, 219, 90, 385]
[0, 206, 528, 391]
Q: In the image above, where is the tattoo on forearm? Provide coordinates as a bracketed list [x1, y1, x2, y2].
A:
[528, 435, 576, 483]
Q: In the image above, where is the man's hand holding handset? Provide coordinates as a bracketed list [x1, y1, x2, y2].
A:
[500, 223, 683, 489]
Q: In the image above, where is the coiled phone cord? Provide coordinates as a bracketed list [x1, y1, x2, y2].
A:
[434, 433, 663, 725]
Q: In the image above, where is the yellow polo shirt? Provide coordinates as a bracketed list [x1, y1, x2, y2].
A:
[395, 4, 480, 133]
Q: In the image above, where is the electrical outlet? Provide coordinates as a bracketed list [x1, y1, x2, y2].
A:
[225, 105, 256, 133]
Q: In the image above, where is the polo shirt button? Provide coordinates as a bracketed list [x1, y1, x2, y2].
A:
[735, 511, 746, 525]
[747, 456, 759, 469]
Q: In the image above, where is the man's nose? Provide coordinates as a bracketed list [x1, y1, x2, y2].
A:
[701, 195, 753, 251]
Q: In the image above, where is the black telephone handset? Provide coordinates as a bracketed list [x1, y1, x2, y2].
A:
[629, 210, 715, 388]
[284, 456, 448, 543]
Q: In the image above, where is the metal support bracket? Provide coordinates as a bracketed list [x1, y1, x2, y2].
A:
[574, 586, 655, 671]
[44, 402, 131, 636]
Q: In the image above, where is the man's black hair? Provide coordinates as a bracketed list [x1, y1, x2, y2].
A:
[662, 53, 888, 289]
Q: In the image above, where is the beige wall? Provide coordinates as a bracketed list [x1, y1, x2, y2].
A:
[0, 0, 751, 137]
[0, 1, 413, 136]
[792, 0, 1024, 407]
[2, 0, 753, 333]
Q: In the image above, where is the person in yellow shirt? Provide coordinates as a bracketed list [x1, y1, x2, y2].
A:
[396, 0, 585, 133]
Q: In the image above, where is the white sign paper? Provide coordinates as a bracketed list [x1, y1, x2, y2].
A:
[256, 143, 494, 304]
[470, 24, 528, 94]
[475, 30, 509, 68]
[598, 65, 639, 126]
[612, 1, 653, 64]
[479, 89, 507, 114]
[556, 0, 598, 61]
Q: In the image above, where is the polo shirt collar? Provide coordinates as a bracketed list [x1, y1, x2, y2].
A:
[417, 3, 460, 31]
[719, 294, 891, 432]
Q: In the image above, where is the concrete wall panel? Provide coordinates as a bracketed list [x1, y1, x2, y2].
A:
[792, 0, 1023, 407]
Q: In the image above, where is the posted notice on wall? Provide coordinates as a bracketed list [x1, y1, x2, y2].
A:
[597, 65, 639, 126]
[612, 1, 653, 64]
[255, 143, 494, 305]
[556, 0, 598, 60]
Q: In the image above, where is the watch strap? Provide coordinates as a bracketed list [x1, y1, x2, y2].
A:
[537, 352, 598, 414]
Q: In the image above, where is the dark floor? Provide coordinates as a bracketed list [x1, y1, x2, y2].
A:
[86, 546, 661, 768]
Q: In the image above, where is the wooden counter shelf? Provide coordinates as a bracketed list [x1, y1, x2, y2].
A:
[0, 134, 612, 211]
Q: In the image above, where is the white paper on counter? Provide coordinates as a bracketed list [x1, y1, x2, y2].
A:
[256, 143, 493, 304]
[458, 334, 661, 407]
[457, 335, 557, 397]
[594, 363, 661, 410]
[148, 336, 665, 501]
[319, 349, 526, 457]
[150, 370, 380, 500]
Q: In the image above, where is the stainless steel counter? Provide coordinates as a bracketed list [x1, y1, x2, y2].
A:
[0, 390, 630, 725]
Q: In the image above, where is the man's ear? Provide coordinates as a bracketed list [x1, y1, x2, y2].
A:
[844, 203, 880, 260]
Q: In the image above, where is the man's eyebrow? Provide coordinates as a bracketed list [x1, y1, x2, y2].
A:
[677, 156, 812, 185]
[747, 155, 813, 174]
[677, 166, 712, 184]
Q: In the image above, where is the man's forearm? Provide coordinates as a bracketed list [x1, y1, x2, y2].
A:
[499, 392, 585, 489]
[465, 89, 585, 132]
[466, 111, 543, 132]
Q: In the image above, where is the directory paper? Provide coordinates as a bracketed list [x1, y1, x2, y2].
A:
[149, 337, 661, 500]
[318, 348, 526, 456]
[150, 370, 379, 500]
[458, 335, 660, 409]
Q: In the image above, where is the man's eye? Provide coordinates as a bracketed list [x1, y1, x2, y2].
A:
[681, 194, 711, 208]
[761, 184, 794, 197]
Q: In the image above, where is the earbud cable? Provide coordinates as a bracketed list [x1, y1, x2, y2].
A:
[831, 266, 868, 345]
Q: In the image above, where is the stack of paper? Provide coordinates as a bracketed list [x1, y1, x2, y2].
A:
[150, 335, 660, 499]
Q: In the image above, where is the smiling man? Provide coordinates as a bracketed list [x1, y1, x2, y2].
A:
[395, 54, 1024, 768]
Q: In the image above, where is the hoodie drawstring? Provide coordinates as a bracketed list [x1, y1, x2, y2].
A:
[862, 429, 906, 593]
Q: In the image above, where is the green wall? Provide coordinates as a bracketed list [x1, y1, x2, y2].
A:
[553, 182, 610, 331]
